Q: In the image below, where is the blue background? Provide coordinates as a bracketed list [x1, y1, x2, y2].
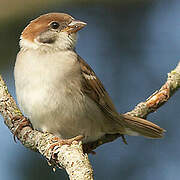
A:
[0, 0, 180, 179]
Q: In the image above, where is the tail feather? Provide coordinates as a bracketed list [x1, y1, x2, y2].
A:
[120, 114, 165, 138]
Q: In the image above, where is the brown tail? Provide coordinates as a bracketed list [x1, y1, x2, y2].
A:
[119, 114, 165, 138]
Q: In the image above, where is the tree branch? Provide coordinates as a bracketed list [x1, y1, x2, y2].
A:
[0, 76, 93, 180]
[1, 62, 180, 179]
[126, 62, 180, 118]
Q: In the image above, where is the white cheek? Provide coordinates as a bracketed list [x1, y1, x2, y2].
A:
[20, 38, 39, 49]
[55, 32, 77, 50]
[20, 32, 77, 51]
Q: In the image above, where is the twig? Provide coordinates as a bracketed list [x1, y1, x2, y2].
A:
[126, 62, 180, 118]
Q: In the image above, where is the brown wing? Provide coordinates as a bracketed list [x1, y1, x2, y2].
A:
[77, 56, 165, 138]
[78, 55, 118, 116]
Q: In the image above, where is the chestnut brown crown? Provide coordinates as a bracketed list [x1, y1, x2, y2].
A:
[21, 13, 86, 43]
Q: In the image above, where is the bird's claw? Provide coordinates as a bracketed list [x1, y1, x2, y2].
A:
[12, 116, 32, 142]
[49, 135, 84, 151]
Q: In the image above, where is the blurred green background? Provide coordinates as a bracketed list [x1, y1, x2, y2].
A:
[1, 0, 180, 179]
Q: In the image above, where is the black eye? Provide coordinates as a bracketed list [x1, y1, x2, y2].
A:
[50, 22, 60, 29]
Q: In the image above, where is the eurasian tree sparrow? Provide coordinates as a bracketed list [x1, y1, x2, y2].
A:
[14, 13, 164, 144]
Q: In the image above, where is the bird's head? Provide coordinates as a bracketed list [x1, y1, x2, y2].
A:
[20, 13, 87, 52]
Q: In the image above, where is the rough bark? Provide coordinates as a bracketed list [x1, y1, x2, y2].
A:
[0, 76, 93, 180]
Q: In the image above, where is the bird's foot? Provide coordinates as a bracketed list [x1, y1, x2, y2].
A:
[12, 116, 32, 142]
[47, 135, 84, 169]
[49, 135, 84, 151]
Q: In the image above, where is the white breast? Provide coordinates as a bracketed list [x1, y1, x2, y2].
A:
[14, 49, 106, 142]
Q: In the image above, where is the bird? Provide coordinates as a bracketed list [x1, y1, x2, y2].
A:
[14, 13, 165, 146]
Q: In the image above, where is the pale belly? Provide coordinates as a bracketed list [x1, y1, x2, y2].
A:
[14, 50, 108, 143]
[16, 84, 107, 143]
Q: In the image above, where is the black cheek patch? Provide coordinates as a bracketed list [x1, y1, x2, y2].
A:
[37, 30, 56, 44]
